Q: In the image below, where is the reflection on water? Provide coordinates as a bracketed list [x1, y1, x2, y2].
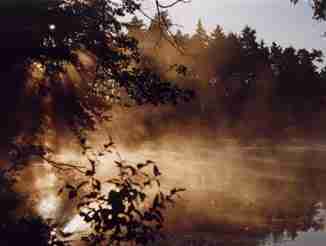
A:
[115, 138, 326, 245]
[266, 231, 326, 246]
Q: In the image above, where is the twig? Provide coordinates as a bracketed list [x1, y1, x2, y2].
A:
[157, 0, 191, 9]
[40, 156, 87, 174]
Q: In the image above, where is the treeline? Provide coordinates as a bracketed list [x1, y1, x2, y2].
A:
[126, 12, 326, 140]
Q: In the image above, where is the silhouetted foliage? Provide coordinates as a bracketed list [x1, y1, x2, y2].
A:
[0, 217, 53, 246]
[0, 0, 191, 245]
[72, 146, 182, 245]
[291, 0, 326, 20]
[0, 0, 192, 146]
[6, 135, 185, 245]
[0, 171, 63, 245]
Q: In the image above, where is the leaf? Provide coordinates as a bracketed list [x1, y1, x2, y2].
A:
[69, 190, 77, 200]
[153, 165, 161, 176]
[77, 181, 89, 190]
[92, 179, 101, 191]
[114, 161, 123, 168]
[88, 158, 96, 167]
[137, 160, 154, 169]
[84, 192, 98, 199]
[86, 159, 96, 176]
[95, 224, 101, 233]
[77, 201, 90, 209]
[61, 231, 73, 238]
[57, 187, 64, 195]
[176, 64, 188, 76]
[85, 170, 95, 176]
[104, 143, 113, 149]
[170, 188, 186, 195]
[139, 192, 146, 201]
[104, 136, 115, 149]
[124, 165, 136, 175]
[144, 211, 153, 221]
[104, 142, 114, 149]
[81, 236, 90, 242]
[154, 210, 164, 222]
[66, 184, 75, 190]
[136, 163, 146, 169]
[80, 138, 86, 145]
[144, 180, 151, 186]
[153, 194, 160, 209]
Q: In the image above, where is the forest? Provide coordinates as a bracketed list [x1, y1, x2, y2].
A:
[126, 11, 326, 141]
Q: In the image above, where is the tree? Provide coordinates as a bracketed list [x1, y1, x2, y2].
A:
[126, 16, 145, 39]
[189, 19, 209, 55]
[129, 16, 145, 30]
[0, 0, 192, 245]
[174, 29, 190, 47]
[291, 0, 326, 20]
[194, 19, 209, 43]
[0, 0, 191, 141]
[148, 10, 173, 35]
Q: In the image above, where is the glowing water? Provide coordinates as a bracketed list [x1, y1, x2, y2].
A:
[38, 194, 60, 219]
[63, 215, 89, 234]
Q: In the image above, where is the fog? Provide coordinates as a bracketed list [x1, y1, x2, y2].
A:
[16, 102, 326, 245]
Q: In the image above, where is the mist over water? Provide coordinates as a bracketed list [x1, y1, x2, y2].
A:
[9, 61, 326, 244]
[84, 106, 324, 245]
[12, 101, 326, 245]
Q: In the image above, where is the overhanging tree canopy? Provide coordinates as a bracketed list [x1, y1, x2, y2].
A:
[0, 1, 191, 245]
[0, 0, 192, 148]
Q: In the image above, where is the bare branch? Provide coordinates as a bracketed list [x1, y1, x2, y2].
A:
[40, 156, 87, 174]
[157, 0, 191, 9]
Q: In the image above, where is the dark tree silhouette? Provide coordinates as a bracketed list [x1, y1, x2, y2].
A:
[0, 0, 192, 145]
[291, 0, 326, 20]
[0, 0, 192, 245]
[127, 16, 326, 138]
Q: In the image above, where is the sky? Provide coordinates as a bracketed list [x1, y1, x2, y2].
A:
[143, 0, 326, 61]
